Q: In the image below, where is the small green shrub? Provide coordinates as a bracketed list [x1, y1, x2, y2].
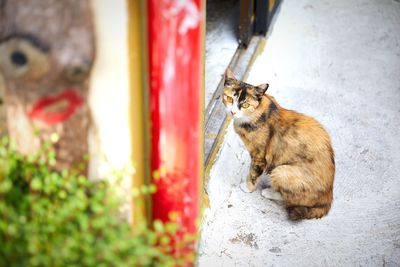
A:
[0, 138, 195, 266]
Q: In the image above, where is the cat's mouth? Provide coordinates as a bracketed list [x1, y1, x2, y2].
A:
[228, 110, 240, 118]
[28, 89, 84, 125]
[231, 113, 249, 122]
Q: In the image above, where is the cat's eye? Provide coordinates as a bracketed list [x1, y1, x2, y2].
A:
[224, 79, 234, 87]
[226, 96, 233, 103]
[242, 103, 250, 108]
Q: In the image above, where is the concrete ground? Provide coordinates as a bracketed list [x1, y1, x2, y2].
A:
[199, 0, 400, 266]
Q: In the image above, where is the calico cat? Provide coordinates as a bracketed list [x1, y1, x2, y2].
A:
[222, 69, 335, 220]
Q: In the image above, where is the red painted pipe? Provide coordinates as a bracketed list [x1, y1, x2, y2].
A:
[148, 0, 203, 236]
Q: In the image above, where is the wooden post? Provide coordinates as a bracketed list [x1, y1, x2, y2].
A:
[239, 0, 254, 47]
[147, 0, 203, 235]
[254, 0, 269, 34]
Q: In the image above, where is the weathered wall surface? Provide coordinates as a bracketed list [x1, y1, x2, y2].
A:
[0, 0, 95, 170]
[0, 0, 134, 219]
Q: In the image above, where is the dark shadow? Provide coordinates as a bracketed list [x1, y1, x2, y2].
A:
[206, 0, 240, 41]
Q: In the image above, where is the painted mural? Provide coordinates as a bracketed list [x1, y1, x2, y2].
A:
[0, 0, 95, 170]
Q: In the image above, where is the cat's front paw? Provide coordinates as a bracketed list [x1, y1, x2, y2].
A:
[239, 178, 257, 193]
[239, 182, 254, 193]
[247, 178, 257, 192]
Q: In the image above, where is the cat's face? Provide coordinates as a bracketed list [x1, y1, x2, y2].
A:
[222, 69, 269, 121]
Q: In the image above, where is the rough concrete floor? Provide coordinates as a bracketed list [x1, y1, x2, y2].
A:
[199, 0, 400, 266]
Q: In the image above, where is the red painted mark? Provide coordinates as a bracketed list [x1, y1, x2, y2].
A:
[28, 89, 84, 125]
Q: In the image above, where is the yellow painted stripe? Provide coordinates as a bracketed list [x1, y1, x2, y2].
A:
[127, 0, 150, 226]
[199, 0, 207, 220]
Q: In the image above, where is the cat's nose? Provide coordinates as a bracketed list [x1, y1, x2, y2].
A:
[231, 111, 236, 116]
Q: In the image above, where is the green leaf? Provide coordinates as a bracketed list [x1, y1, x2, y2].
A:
[160, 235, 170, 245]
[58, 190, 67, 199]
[165, 222, 178, 234]
[0, 179, 12, 193]
[153, 219, 164, 233]
[31, 178, 42, 190]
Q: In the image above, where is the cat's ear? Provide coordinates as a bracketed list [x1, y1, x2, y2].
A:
[255, 83, 269, 97]
[224, 68, 236, 80]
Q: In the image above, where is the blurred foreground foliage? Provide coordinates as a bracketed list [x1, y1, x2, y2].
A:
[0, 137, 196, 266]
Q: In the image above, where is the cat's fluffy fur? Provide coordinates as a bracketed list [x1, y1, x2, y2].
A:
[222, 69, 335, 220]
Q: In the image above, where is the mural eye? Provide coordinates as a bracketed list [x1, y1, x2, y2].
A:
[0, 37, 50, 80]
[11, 51, 28, 66]
[64, 61, 92, 82]
[242, 103, 250, 108]
[226, 96, 233, 103]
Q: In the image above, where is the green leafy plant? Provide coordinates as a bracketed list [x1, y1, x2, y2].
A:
[0, 137, 196, 266]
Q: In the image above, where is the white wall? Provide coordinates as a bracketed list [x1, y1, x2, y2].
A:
[89, 0, 133, 219]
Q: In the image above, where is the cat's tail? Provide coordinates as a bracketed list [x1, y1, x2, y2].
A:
[287, 204, 331, 220]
